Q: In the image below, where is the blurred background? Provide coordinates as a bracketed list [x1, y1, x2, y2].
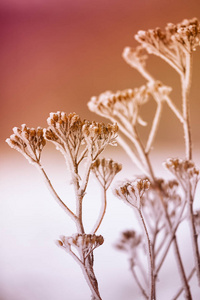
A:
[1, 0, 200, 299]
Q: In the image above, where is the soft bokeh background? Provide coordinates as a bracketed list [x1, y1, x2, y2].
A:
[1, 1, 200, 299]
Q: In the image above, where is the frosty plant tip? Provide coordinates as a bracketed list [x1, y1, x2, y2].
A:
[7, 17, 200, 300]
[6, 111, 121, 300]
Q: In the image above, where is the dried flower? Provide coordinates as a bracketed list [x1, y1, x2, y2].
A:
[164, 158, 199, 197]
[45, 111, 118, 164]
[6, 125, 46, 164]
[114, 179, 150, 209]
[91, 158, 122, 189]
[45, 112, 83, 159]
[122, 46, 148, 69]
[135, 18, 200, 74]
[115, 230, 142, 254]
[88, 86, 150, 129]
[58, 233, 104, 255]
[82, 121, 118, 159]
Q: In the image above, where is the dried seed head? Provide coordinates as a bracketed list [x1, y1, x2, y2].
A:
[164, 158, 199, 198]
[114, 179, 150, 209]
[88, 85, 150, 128]
[45, 111, 118, 162]
[135, 18, 200, 73]
[91, 158, 122, 189]
[57, 233, 104, 254]
[115, 230, 142, 254]
[122, 46, 148, 69]
[6, 125, 46, 164]
[82, 121, 118, 159]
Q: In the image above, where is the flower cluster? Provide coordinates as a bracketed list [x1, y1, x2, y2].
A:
[82, 121, 118, 159]
[115, 230, 142, 254]
[122, 46, 148, 70]
[6, 125, 46, 164]
[58, 233, 104, 256]
[168, 18, 200, 52]
[91, 158, 122, 190]
[88, 86, 150, 128]
[45, 111, 118, 163]
[114, 179, 150, 209]
[164, 158, 199, 197]
[45, 112, 83, 159]
[135, 18, 200, 73]
[159, 179, 182, 222]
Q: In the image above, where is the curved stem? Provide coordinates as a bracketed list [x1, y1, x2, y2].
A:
[36, 163, 77, 221]
[92, 187, 107, 234]
[137, 208, 155, 300]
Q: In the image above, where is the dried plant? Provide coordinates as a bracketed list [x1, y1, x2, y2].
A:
[6, 112, 121, 300]
[6, 17, 200, 300]
[88, 17, 200, 299]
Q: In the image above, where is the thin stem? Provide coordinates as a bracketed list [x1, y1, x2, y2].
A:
[156, 200, 187, 273]
[164, 95, 185, 124]
[181, 53, 192, 160]
[137, 208, 155, 300]
[171, 268, 195, 300]
[135, 63, 155, 83]
[134, 127, 156, 181]
[145, 100, 163, 154]
[187, 191, 200, 285]
[117, 135, 148, 175]
[155, 188, 192, 299]
[92, 188, 107, 234]
[36, 163, 77, 221]
[130, 263, 148, 299]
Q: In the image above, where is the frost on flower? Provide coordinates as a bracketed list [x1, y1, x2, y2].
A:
[122, 46, 148, 70]
[6, 125, 46, 164]
[45, 111, 118, 163]
[88, 86, 150, 130]
[114, 179, 150, 209]
[135, 18, 200, 74]
[164, 158, 200, 197]
[82, 120, 118, 159]
[58, 233, 104, 258]
[91, 158, 122, 190]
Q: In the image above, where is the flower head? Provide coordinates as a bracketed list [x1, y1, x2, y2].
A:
[135, 18, 200, 73]
[57, 233, 104, 256]
[45, 111, 118, 163]
[45, 112, 83, 157]
[114, 178, 150, 209]
[82, 121, 118, 159]
[88, 85, 150, 129]
[115, 230, 142, 254]
[6, 125, 46, 164]
[91, 158, 122, 189]
[122, 46, 148, 70]
[164, 158, 199, 197]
